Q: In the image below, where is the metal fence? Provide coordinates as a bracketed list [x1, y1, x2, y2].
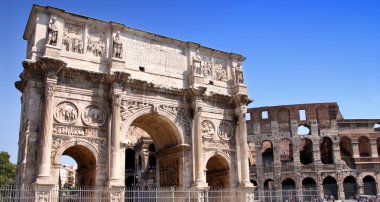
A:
[0, 186, 255, 201]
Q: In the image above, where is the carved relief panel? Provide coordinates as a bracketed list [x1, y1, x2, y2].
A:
[218, 121, 233, 140]
[54, 102, 78, 124]
[87, 28, 106, 57]
[62, 23, 84, 54]
[159, 158, 179, 186]
[201, 120, 215, 139]
[213, 59, 227, 82]
[82, 105, 106, 126]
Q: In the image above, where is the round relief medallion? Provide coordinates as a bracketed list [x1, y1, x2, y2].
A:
[218, 122, 233, 140]
[82, 105, 106, 126]
[54, 102, 78, 124]
[201, 120, 215, 139]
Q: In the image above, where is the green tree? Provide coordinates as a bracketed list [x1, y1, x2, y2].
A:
[0, 151, 16, 186]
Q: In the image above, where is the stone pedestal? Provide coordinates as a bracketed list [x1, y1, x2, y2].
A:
[44, 45, 61, 58]
[108, 186, 125, 202]
[190, 75, 204, 87]
[33, 183, 55, 202]
[233, 84, 248, 95]
[108, 57, 125, 72]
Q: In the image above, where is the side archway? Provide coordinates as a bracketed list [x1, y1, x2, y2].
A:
[205, 154, 230, 190]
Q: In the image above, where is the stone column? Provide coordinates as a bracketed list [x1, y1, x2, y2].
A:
[35, 76, 57, 184]
[193, 99, 207, 187]
[236, 105, 252, 187]
[352, 140, 360, 158]
[370, 139, 379, 157]
[109, 87, 122, 185]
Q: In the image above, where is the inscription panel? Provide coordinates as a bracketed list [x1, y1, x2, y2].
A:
[124, 33, 187, 72]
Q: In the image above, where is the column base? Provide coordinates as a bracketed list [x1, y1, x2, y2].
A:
[108, 185, 125, 202]
[35, 175, 52, 184]
[191, 180, 209, 190]
[32, 183, 55, 202]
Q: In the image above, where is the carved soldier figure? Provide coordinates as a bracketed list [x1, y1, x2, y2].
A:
[113, 31, 123, 58]
[236, 62, 244, 84]
[193, 50, 202, 75]
[47, 17, 58, 46]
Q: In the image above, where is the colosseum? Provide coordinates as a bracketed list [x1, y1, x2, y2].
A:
[247, 103, 380, 200]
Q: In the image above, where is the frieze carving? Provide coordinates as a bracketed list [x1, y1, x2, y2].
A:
[201, 120, 215, 139]
[82, 105, 106, 126]
[214, 60, 227, 82]
[54, 102, 78, 124]
[218, 121, 233, 140]
[63, 23, 84, 54]
[87, 28, 106, 57]
[159, 158, 179, 186]
[53, 124, 106, 137]
[47, 17, 58, 46]
[203, 139, 231, 149]
[159, 105, 191, 136]
[120, 101, 151, 121]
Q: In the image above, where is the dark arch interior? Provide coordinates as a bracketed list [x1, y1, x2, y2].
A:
[125, 149, 135, 171]
[282, 178, 296, 189]
[62, 145, 96, 186]
[299, 138, 313, 165]
[206, 155, 230, 189]
[320, 137, 333, 164]
[340, 136, 355, 168]
[358, 136, 372, 157]
[262, 141, 274, 166]
[264, 179, 275, 190]
[363, 175, 377, 195]
[302, 178, 317, 201]
[343, 176, 357, 200]
[323, 176, 338, 199]
[131, 113, 180, 151]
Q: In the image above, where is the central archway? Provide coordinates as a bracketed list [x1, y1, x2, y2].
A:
[62, 145, 96, 187]
[123, 111, 186, 189]
[206, 155, 230, 190]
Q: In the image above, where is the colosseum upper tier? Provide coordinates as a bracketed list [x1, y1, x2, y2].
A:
[246, 102, 380, 199]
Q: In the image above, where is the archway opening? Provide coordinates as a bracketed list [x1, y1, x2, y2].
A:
[302, 178, 317, 202]
[340, 136, 354, 168]
[248, 142, 256, 167]
[279, 139, 293, 164]
[282, 178, 296, 201]
[261, 141, 274, 172]
[124, 112, 183, 189]
[297, 125, 310, 136]
[206, 155, 230, 190]
[264, 179, 276, 202]
[359, 136, 371, 157]
[299, 138, 313, 165]
[61, 145, 96, 187]
[323, 176, 338, 199]
[363, 175, 377, 195]
[320, 137, 333, 164]
[343, 176, 357, 200]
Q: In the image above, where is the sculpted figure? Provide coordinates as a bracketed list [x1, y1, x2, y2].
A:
[236, 62, 244, 84]
[193, 50, 202, 75]
[113, 31, 123, 58]
[47, 17, 58, 46]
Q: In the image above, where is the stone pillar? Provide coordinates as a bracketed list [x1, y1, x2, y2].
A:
[193, 98, 207, 187]
[236, 105, 252, 187]
[370, 139, 379, 157]
[352, 141, 360, 158]
[35, 76, 56, 184]
[109, 86, 122, 185]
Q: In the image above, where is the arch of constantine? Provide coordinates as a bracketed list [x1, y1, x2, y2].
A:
[15, 4, 253, 201]
[14, 4, 380, 201]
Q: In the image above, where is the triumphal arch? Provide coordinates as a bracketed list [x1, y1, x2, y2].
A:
[15, 5, 253, 199]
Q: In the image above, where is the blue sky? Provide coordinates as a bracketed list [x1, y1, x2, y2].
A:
[0, 1, 379, 163]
